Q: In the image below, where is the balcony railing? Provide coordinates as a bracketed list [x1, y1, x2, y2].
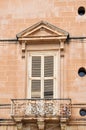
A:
[11, 99, 71, 119]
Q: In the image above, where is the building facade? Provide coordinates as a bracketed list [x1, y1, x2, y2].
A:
[0, 0, 86, 130]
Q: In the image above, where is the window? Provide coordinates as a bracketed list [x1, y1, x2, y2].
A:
[80, 109, 86, 116]
[78, 67, 85, 77]
[28, 51, 59, 99]
[78, 6, 85, 16]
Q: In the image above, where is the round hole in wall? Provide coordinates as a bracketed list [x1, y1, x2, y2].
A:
[78, 67, 86, 77]
[78, 6, 85, 15]
[80, 109, 86, 116]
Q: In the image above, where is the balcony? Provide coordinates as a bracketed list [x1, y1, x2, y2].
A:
[11, 99, 71, 122]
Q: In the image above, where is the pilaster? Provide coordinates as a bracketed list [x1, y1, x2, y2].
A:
[60, 40, 65, 98]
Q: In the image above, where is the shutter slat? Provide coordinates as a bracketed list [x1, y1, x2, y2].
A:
[44, 56, 54, 77]
[32, 56, 41, 77]
[31, 80, 41, 98]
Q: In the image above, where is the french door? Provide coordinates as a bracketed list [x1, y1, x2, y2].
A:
[28, 51, 59, 99]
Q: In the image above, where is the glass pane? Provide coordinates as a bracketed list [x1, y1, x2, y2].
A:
[44, 56, 54, 77]
[31, 80, 41, 98]
[32, 56, 41, 77]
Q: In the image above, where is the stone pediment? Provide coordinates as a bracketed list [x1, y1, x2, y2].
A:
[17, 21, 69, 41]
[17, 21, 69, 58]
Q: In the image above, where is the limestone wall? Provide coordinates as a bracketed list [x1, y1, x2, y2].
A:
[0, 0, 86, 38]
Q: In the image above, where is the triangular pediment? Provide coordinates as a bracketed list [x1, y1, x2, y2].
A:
[17, 21, 69, 40]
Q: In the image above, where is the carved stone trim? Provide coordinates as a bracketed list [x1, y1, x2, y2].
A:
[11, 99, 71, 118]
[18, 36, 67, 41]
[20, 39, 66, 58]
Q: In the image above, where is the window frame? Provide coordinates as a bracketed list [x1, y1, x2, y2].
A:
[27, 51, 60, 99]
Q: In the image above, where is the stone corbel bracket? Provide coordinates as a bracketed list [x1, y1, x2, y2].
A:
[37, 118, 45, 130]
[17, 122, 23, 130]
[21, 40, 26, 58]
[59, 39, 66, 57]
[60, 118, 67, 130]
[14, 118, 23, 130]
[60, 123, 67, 130]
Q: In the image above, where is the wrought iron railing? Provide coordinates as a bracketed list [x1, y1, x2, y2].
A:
[11, 99, 71, 119]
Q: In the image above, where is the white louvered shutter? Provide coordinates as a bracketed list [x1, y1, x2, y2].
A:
[44, 56, 54, 98]
[31, 56, 41, 98]
[30, 54, 55, 99]
[32, 56, 41, 77]
[31, 80, 41, 98]
[44, 56, 53, 77]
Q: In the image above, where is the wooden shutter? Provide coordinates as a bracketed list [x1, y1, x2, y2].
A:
[30, 54, 55, 99]
[32, 56, 41, 77]
[31, 56, 41, 98]
[44, 56, 54, 98]
[44, 56, 53, 77]
[31, 80, 41, 98]
[44, 79, 53, 98]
